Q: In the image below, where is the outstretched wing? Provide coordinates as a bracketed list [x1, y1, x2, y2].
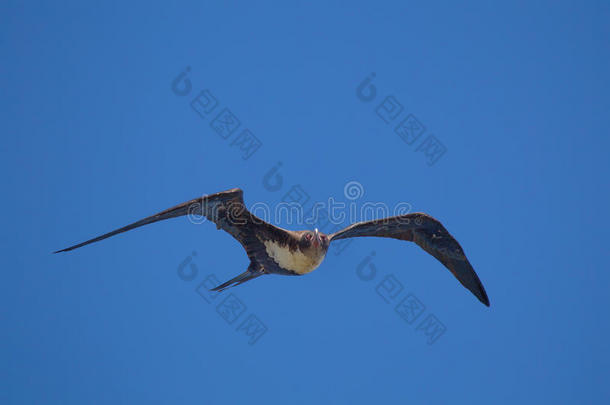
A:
[54, 188, 289, 270]
[54, 188, 243, 252]
[330, 213, 489, 306]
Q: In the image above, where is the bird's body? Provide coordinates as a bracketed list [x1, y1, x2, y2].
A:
[263, 237, 326, 275]
[55, 188, 490, 306]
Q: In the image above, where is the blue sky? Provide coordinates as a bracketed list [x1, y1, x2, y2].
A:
[2, 1, 609, 404]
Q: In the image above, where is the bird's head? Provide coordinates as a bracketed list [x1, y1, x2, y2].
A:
[299, 228, 330, 253]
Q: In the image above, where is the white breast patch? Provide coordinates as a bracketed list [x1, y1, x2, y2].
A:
[263, 240, 324, 275]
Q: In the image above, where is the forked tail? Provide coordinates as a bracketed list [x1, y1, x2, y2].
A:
[211, 263, 264, 292]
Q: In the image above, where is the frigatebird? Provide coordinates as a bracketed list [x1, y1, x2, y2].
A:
[55, 188, 490, 306]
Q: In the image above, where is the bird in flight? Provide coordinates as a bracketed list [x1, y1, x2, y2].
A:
[55, 188, 490, 306]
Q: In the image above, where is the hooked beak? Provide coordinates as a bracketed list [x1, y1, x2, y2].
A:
[314, 228, 321, 247]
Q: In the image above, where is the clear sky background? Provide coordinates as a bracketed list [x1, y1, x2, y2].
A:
[2, 1, 609, 404]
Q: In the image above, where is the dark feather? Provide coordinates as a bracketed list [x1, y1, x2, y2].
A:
[53, 188, 293, 288]
[55, 190, 489, 305]
[330, 213, 490, 306]
[54, 189, 238, 253]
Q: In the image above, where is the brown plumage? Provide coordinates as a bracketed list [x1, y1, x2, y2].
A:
[54, 188, 489, 306]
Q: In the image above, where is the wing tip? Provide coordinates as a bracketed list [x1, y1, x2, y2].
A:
[474, 282, 490, 307]
[452, 259, 490, 307]
[480, 292, 490, 307]
[452, 258, 490, 307]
